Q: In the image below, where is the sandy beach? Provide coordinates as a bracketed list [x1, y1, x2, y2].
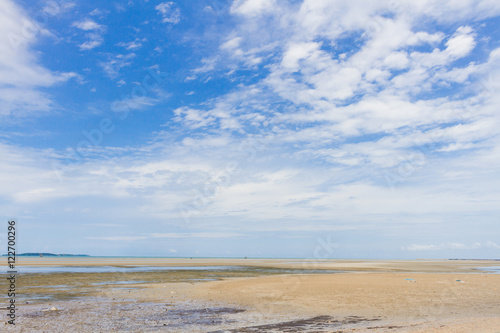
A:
[188, 272, 500, 332]
[3, 258, 500, 332]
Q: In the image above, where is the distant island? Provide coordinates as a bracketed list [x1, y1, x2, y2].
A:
[449, 258, 500, 261]
[2, 253, 90, 257]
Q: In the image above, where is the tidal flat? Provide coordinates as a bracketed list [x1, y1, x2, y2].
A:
[3, 266, 340, 303]
[2, 259, 500, 332]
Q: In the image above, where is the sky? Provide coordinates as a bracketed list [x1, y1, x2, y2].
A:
[0, 0, 499, 258]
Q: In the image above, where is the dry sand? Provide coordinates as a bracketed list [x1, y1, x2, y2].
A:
[5, 258, 500, 332]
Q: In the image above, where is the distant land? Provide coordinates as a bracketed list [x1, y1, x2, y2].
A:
[448, 258, 500, 261]
[2, 253, 90, 257]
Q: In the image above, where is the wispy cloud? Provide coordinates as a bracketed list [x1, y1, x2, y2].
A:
[42, 0, 76, 16]
[0, 0, 79, 118]
[99, 53, 135, 78]
[116, 38, 145, 50]
[403, 242, 500, 251]
[111, 95, 159, 112]
[192, 56, 220, 75]
[87, 236, 147, 241]
[87, 233, 245, 241]
[150, 232, 245, 238]
[155, 2, 181, 24]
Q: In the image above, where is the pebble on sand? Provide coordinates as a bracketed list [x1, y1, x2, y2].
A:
[42, 306, 59, 312]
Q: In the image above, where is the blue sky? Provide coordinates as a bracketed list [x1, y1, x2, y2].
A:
[1, 0, 500, 258]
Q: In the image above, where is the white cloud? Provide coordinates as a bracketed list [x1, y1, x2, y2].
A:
[383, 51, 409, 70]
[72, 19, 102, 31]
[89, 8, 105, 17]
[117, 39, 143, 50]
[88, 236, 147, 241]
[192, 56, 219, 74]
[485, 241, 500, 249]
[100, 53, 135, 78]
[445, 26, 476, 58]
[87, 233, 244, 241]
[0, 0, 78, 118]
[79, 33, 103, 50]
[163, 2, 500, 240]
[404, 244, 440, 251]
[111, 95, 159, 112]
[404, 242, 489, 251]
[221, 37, 242, 50]
[72, 18, 106, 50]
[231, 0, 277, 16]
[0, 88, 53, 117]
[281, 42, 321, 71]
[150, 232, 245, 238]
[173, 106, 216, 129]
[42, 1, 76, 16]
[155, 2, 181, 24]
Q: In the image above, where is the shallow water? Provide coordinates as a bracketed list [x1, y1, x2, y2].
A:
[2, 264, 343, 274]
[476, 266, 500, 274]
[2, 265, 237, 274]
[92, 280, 148, 285]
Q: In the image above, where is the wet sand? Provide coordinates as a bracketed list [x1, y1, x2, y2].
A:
[3, 258, 500, 332]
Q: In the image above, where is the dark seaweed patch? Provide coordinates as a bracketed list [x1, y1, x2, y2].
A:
[211, 315, 381, 332]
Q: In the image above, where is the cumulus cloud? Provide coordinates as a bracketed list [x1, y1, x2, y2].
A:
[72, 19, 102, 31]
[152, 1, 500, 247]
[445, 26, 476, 58]
[177, 1, 500, 172]
[72, 18, 106, 50]
[78, 33, 103, 50]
